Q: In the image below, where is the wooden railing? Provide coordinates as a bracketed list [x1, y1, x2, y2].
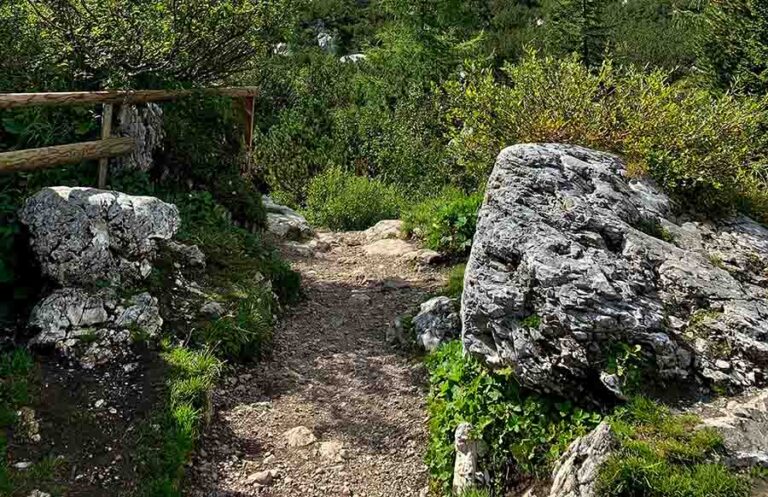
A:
[0, 87, 258, 187]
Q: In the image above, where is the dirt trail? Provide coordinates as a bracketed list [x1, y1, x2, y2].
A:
[186, 231, 446, 497]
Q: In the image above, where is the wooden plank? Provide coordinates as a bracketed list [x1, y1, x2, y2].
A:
[0, 138, 135, 172]
[0, 87, 260, 109]
[97, 103, 114, 188]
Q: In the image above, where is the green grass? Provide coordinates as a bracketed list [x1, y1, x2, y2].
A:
[444, 264, 466, 299]
[134, 345, 222, 497]
[197, 284, 274, 361]
[0, 349, 61, 496]
[596, 397, 750, 497]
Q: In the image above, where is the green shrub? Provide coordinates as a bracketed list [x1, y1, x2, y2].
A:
[305, 166, 404, 230]
[403, 189, 484, 258]
[199, 285, 274, 361]
[444, 53, 768, 222]
[596, 397, 750, 497]
[426, 341, 601, 495]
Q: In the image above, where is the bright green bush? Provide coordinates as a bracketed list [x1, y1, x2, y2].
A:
[426, 341, 601, 495]
[403, 189, 484, 258]
[305, 166, 404, 230]
[596, 397, 750, 497]
[445, 53, 768, 221]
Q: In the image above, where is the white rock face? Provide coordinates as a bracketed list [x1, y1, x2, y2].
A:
[414, 296, 460, 352]
[463, 144, 768, 399]
[700, 390, 768, 468]
[20, 187, 180, 286]
[363, 219, 403, 242]
[452, 423, 487, 495]
[263, 195, 314, 241]
[117, 103, 164, 172]
[548, 422, 616, 497]
[340, 53, 367, 63]
[28, 288, 162, 368]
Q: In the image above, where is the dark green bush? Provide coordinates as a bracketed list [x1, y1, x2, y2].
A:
[403, 189, 484, 258]
[444, 264, 466, 299]
[426, 341, 601, 495]
[305, 166, 404, 230]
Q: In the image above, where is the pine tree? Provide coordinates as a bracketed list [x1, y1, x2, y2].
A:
[544, 0, 611, 67]
[698, 0, 768, 94]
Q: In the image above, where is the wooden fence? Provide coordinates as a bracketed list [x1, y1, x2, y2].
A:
[0, 87, 258, 188]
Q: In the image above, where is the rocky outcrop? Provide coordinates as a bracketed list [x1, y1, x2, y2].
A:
[547, 422, 616, 497]
[414, 296, 461, 352]
[699, 390, 768, 468]
[20, 187, 180, 286]
[263, 195, 313, 241]
[19, 187, 203, 368]
[462, 144, 768, 400]
[116, 103, 164, 172]
[28, 288, 161, 368]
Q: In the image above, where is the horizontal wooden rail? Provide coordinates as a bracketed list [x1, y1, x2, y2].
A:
[0, 87, 259, 109]
[0, 137, 135, 172]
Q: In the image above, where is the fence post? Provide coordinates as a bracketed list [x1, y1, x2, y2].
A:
[98, 103, 114, 188]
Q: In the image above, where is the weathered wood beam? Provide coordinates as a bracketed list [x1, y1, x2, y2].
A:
[0, 138, 135, 172]
[0, 87, 260, 109]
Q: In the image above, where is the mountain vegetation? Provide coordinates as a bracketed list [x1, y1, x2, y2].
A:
[2, 0, 768, 496]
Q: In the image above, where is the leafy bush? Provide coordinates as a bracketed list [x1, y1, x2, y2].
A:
[403, 189, 483, 258]
[445, 53, 768, 221]
[698, 0, 768, 95]
[596, 397, 750, 497]
[426, 341, 601, 495]
[305, 166, 404, 230]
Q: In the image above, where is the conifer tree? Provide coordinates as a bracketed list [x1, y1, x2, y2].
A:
[698, 0, 768, 94]
[544, 0, 610, 67]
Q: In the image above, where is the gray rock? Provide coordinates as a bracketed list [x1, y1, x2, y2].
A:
[700, 390, 768, 468]
[164, 240, 206, 268]
[340, 53, 367, 64]
[462, 144, 768, 399]
[200, 301, 226, 319]
[284, 426, 316, 447]
[116, 103, 164, 172]
[20, 187, 179, 286]
[414, 297, 460, 352]
[263, 196, 313, 241]
[452, 423, 487, 495]
[548, 421, 616, 497]
[363, 220, 403, 242]
[28, 288, 161, 367]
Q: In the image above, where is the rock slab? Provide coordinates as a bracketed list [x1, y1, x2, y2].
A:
[462, 144, 768, 399]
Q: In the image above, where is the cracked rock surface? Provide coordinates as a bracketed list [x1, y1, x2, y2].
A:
[20, 186, 180, 286]
[462, 144, 768, 400]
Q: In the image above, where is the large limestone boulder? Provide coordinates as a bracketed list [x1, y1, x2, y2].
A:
[462, 144, 768, 399]
[20, 187, 180, 286]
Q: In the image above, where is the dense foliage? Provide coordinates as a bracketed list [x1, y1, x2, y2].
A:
[426, 341, 602, 495]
